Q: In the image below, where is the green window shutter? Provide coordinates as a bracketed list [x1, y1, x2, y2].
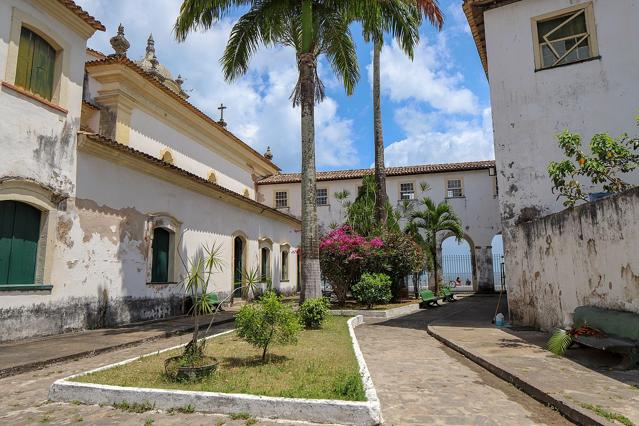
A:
[0, 201, 16, 284]
[152, 228, 170, 283]
[15, 28, 35, 91]
[15, 28, 55, 100]
[0, 201, 40, 285]
[30, 33, 55, 100]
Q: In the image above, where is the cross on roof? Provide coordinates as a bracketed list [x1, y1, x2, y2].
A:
[218, 103, 227, 121]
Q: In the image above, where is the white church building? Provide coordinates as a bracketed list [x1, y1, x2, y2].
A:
[0, 0, 300, 342]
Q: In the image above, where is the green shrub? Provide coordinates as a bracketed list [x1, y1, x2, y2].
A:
[235, 291, 301, 360]
[298, 298, 330, 329]
[352, 273, 392, 309]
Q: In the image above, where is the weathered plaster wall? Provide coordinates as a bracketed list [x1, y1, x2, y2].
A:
[259, 168, 501, 290]
[0, 0, 87, 197]
[127, 108, 257, 198]
[0, 152, 299, 342]
[484, 0, 639, 228]
[505, 187, 639, 331]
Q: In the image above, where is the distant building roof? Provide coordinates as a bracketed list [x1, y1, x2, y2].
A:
[57, 0, 105, 31]
[463, 0, 521, 76]
[257, 160, 496, 185]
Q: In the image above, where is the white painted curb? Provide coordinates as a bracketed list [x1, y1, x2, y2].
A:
[49, 316, 382, 425]
[331, 302, 420, 319]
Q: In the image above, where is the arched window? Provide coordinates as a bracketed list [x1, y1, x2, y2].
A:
[15, 27, 56, 100]
[0, 201, 41, 285]
[281, 250, 289, 282]
[151, 227, 171, 283]
[260, 247, 271, 282]
[145, 214, 180, 284]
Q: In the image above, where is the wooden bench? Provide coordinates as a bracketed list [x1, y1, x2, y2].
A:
[572, 306, 639, 369]
[419, 289, 443, 307]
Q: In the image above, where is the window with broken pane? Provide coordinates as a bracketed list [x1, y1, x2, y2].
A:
[536, 6, 594, 69]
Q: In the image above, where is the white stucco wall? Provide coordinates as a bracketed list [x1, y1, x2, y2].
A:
[0, 0, 88, 196]
[258, 168, 501, 291]
[484, 0, 639, 227]
[505, 187, 639, 330]
[259, 169, 501, 247]
[0, 150, 299, 342]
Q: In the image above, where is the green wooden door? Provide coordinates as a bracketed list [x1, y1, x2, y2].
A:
[0, 201, 41, 285]
[151, 227, 170, 282]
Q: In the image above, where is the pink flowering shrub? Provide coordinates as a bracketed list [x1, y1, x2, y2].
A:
[320, 225, 425, 304]
[319, 225, 384, 305]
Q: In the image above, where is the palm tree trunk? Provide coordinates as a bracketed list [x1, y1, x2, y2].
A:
[372, 38, 388, 226]
[299, 0, 321, 302]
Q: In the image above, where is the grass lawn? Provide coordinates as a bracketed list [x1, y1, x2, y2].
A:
[331, 299, 419, 311]
[73, 316, 365, 401]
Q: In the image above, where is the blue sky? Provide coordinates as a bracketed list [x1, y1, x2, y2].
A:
[78, 0, 494, 173]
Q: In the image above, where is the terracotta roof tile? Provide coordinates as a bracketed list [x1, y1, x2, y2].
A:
[86, 47, 106, 59]
[257, 160, 496, 184]
[80, 131, 300, 225]
[85, 54, 280, 172]
[57, 0, 105, 31]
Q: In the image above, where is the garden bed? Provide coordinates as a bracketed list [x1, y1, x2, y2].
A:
[49, 316, 381, 425]
[330, 300, 420, 319]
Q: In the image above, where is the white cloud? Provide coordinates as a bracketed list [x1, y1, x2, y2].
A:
[383, 106, 494, 166]
[77, 0, 357, 171]
[374, 36, 479, 115]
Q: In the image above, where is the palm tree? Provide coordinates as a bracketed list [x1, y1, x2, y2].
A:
[359, 1, 444, 226]
[174, 1, 426, 301]
[409, 197, 463, 294]
[174, 0, 360, 301]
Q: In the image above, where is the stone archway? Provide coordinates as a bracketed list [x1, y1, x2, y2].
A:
[438, 232, 478, 291]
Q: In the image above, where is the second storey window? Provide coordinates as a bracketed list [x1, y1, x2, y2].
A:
[15, 27, 56, 100]
[447, 179, 464, 198]
[316, 188, 328, 206]
[533, 3, 597, 70]
[275, 191, 288, 208]
[400, 183, 414, 200]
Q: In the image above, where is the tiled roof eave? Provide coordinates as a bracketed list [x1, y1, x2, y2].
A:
[78, 131, 301, 226]
[57, 0, 105, 31]
[257, 160, 496, 185]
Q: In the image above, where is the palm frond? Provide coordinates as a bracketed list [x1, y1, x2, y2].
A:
[174, 0, 253, 41]
[547, 329, 573, 356]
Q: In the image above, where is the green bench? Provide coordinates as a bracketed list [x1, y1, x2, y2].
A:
[572, 306, 639, 369]
[419, 289, 443, 307]
[441, 287, 456, 303]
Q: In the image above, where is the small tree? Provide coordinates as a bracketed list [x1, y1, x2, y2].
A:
[235, 291, 301, 361]
[352, 273, 392, 309]
[548, 118, 639, 207]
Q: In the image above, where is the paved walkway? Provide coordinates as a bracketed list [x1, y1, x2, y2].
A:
[0, 310, 235, 378]
[356, 296, 573, 425]
[428, 297, 639, 426]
